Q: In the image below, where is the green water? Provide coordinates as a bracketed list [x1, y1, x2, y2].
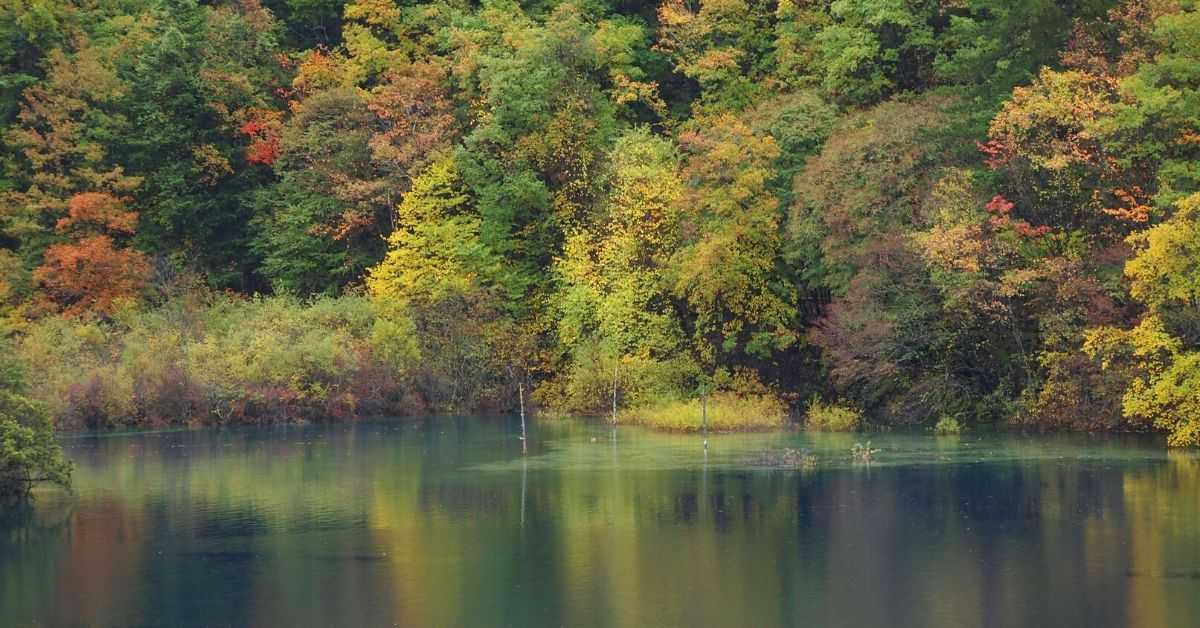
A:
[3, 419, 1199, 628]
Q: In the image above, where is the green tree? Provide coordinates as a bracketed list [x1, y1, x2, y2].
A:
[815, 0, 937, 105]
[0, 347, 70, 499]
[115, 0, 283, 289]
[254, 88, 384, 294]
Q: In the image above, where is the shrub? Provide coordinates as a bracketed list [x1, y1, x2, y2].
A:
[0, 351, 71, 499]
[16, 290, 418, 428]
[805, 398, 862, 432]
[933, 415, 963, 435]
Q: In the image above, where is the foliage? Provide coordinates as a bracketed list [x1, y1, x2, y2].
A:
[933, 415, 963, 435]
[672, 113, 794, 363]
[622, 392, 787, 432]
[16, 290, 420, 428]
[0, 0, 1197, 446]
[33, 193, 149, 316]
[0, 348, 70, 499]
[1087, 193, 1200, 446]
[546, 128, 693, 412]
[804, 398, 862, 432]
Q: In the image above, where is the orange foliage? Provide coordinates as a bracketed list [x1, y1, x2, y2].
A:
[1062, 0, 1180, 77]
[1104, 187, 1153, 222]
[34, 235, 149, 316]
[291, 48, 343, 97]
[366, 61, 456, 176]
[58, 192, 139, 234]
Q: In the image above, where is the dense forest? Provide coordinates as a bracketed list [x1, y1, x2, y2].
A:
[1, 0, 1198, 455]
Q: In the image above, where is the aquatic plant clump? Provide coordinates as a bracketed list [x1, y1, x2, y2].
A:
[750, 448, 819, 470]
[933, 416, 963, 435]
[621, 393, 787, 432]
[851, 442, 882, 464]
[805, 399, 862, 432]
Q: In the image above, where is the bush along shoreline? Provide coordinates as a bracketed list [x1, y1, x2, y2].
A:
[0, 350, 71, 499]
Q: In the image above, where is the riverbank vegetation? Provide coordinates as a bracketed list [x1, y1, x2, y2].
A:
[0, 350, 71, 498]
[1, 0, 1198, 446]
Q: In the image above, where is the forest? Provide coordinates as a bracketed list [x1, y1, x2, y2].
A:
[1, 0, 1199, 477]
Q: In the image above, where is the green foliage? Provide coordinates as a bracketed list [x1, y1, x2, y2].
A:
[816, 0, 936, 105]
[547, 128, 693, 411]
[255, 88, 384, 294]
[933, 415, 962, 435]
[16, 291, 417, 427]
[0, 347, 70, 499]
[1101, 4, 1200, 205]
[935, 0, 1114, 94]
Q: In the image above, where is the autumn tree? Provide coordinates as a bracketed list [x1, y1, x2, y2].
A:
[34, 192, 149, 316]
[254, 88, 385, 294]
[656, 0, 776, 110]
[549, 128, 693, 411]
[672, 113, 794, 366]
[367, 156, 508, 409]
[1087, 193, 1200, 446]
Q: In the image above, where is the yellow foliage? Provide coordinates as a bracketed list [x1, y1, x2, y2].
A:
[622, 392, 787, 432]
[367, 157, 494, 309]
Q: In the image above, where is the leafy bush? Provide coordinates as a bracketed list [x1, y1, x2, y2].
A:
[16, 291, 418, 428]
[805, 398, 862, 432]
[622, 393, 787, 432]
[0, 351, 71, 499]
[933, 415, 963, 435]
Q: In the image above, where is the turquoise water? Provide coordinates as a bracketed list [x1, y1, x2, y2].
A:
[2, 418, 1199, 627]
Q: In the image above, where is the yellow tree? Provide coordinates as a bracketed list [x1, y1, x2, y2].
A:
[1087, 193, 1200, 446]
[671, 113, 794, 365]
[366, 157, 507, 409]
[551, 129, 692, 410]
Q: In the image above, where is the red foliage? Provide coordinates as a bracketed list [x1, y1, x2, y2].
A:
[239, 110, 283, 166]
[985, 195, 1050, 238]
[984, 194, 1014, 215]
[977, 140, 1011, 169]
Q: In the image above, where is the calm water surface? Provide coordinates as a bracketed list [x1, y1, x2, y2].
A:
[2, 418, 1199, 628]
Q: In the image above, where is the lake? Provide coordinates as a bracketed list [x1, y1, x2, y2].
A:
[2, 418, 1199, 628]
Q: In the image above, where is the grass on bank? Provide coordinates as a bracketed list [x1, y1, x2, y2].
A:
[620, 393, 788, 432]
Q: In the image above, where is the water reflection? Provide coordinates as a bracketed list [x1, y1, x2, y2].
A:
[1, 421, 1198, 628]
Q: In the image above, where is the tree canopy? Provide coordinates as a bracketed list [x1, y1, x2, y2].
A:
[3, 0, 1200, 445]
